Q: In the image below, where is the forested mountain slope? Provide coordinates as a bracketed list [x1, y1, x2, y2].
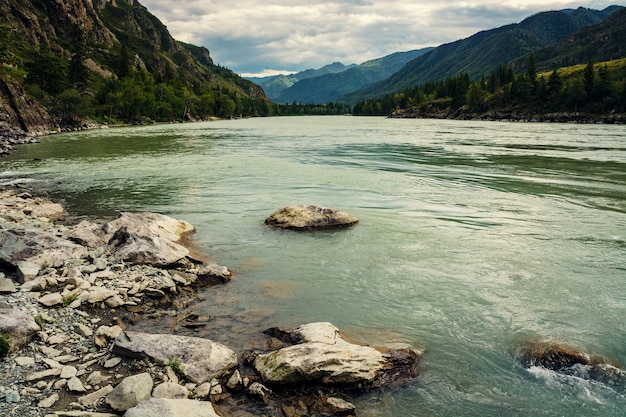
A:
[340, 6, 621, 104]
[0, 0, 270, 134]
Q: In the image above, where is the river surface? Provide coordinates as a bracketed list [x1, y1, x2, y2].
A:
[2, 116, 625, 416]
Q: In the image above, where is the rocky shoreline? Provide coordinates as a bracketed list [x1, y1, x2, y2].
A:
[0, 186, 422, 417]
[388, 106, 626, 123]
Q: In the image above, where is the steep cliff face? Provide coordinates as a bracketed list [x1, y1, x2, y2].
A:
[0, 79, 55, 135]
[0, 0, 116, 54]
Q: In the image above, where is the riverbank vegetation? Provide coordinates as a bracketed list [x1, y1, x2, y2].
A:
[352, 57, 626, 119]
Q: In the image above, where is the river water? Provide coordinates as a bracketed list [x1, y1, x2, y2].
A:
[2, 116, 625, 416]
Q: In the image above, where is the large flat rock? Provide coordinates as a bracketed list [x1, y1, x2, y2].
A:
[112, 331, 238, 384]
[253, 322, 420, 388]
[104, 212, 195, 266]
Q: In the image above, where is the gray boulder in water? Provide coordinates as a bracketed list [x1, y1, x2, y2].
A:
[264, 205, 359, 230]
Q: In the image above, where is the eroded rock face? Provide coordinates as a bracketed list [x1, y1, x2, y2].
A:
[264, 205, 359, 231]
[253, 322, 421, 388]
[517, 341, 626, 385]
[112, 331, 238, 384]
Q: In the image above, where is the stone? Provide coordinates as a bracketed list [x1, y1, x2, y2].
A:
[253, 322, 421, 388]
[0, 307, 41, 352]
[77, 384, 114, 407]
[0, 276, 17, 293]
[16, 260, 41, 283]
[50, 410, 118, 417]
[60, 365, 78, 379]
[68, 220, 106, 248]
[105, 372, 153, 411]
[152, 382, 189, 399]
[87, 287, 117, 304]
[194, 382, 211, 399]
[37, 392, 59, 408]
[248, 382, 272, 399]
[67, 376, 87, 392]
[103, 212, 195, 266]
[15, 356, 36, 366]
[124, 398, 221, 417]
[113, 331, 238, 384]
[226, 369, 243, 390]
[5, 390, 20, 403]
[26, 368, 62, 381]
[103, 357, 122, 368]
[104, 294, 125, 308]
[40, 346, 63, 358]
[74, 323, 93, 337]
[196, 263, 231, 285]
[94, 325, 123, 347]
[264, 205, 359, 231]
[312, 396, 356, 416]
[48, 334, 66, 345]
[38, 292, 64, 307]
[86, 371, 111, 385]
[29, 201, 65, 220]
[0, 228, 88, 268]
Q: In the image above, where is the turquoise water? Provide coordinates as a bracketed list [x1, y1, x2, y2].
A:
[2, 116, 625, 416]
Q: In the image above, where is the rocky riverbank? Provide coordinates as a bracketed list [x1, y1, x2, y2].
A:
[388, 106, 626, 123]
[0, 186, 422, 417]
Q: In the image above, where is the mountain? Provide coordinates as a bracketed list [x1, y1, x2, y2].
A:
[247, 62, 355, 101]
[274, 48, 434, 104]
[0, 0, 269, 134]
[511, 6, 626, 72]
[340, 6, 621, 104]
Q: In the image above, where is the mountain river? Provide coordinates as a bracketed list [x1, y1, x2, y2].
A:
[2, 116, 625, 416]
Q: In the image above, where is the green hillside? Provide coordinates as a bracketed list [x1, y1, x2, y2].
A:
[0, 0, 271, 133]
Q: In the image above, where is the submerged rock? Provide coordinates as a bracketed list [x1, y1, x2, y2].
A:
[112, 331, 238, 384]
[253, 322, 421, 388]
[264, 205, 359, 231]
[517, 340, 626, 385]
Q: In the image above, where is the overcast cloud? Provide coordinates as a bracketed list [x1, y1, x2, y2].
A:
[139, 0, 621, 77]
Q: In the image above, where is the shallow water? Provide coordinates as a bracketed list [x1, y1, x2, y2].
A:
[2, 116, 625, 416]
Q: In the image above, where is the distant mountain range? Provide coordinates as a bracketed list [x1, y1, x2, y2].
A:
[247, 62, 356, 101]
[249, 6, 622, 105]
[251, 48, 433, 104]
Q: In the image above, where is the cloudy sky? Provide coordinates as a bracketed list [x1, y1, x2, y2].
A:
[139, 0, 620, 77]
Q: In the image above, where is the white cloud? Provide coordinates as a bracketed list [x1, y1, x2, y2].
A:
[139, 0, 621, 77]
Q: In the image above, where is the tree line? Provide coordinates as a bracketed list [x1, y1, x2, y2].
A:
[352, 56, 626, 118]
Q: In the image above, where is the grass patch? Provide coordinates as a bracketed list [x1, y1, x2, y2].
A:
[0, 333, 10, 357]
